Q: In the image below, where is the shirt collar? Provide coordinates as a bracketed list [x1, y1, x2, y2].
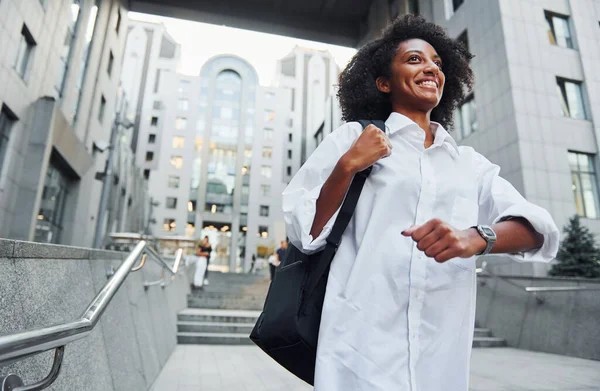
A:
[384, 112, 460, 158]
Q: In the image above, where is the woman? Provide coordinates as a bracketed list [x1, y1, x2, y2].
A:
[282, 15, 559, 391]
[198, 236, 212, 286]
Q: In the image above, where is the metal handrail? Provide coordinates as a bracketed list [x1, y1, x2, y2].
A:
[477, 260, 600, 299]
[0, 241, 184, 390]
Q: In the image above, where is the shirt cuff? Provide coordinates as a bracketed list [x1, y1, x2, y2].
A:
[290, 183, 342, 255]
[493, 203, 560, 263]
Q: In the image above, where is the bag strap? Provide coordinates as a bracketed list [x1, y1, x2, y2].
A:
[304, 119, 386, 297]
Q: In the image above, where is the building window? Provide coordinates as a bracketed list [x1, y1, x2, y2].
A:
[569, 152, 599, 219]
[261, 184, 270, 196]
[107, 50, 114, 76]
[454, 94, 477, 138]
[557, 78, 586, 120]
[261, 165, 272, 178]
[35, 162, 70, 244]
[445, 0, 464, 19]
[14, 25, 36, 80]
[288, 133, 293, 142]
[264, 129, 273, 141]
[56, 1, 81, 94]
[148, 134, 156, 144]
[260, 205, 270, 217]
[545, 11, 573, 48]
[315, 126, 324, 146]
[115, 9, 122, 33]
[262, 147, 272, 158]
[151, 116, 158, 126]
[265, 92, 276, 104]
[264, 110, 275, 123]
[172, 136, 185, 149]
[175, 117, 187, 130]
[457, 30, 469, 55]
[452, 0, 464, 11]
[145, 151, 154, 162]
[0, 105, 17, 174]
[288, 149, 292, 159]
[98, 95, 106, 123]
[72, 1, 99, 121]
[153, 100, 163, 110]
[178, 80, 190, 94]
[170, 156, 183, 169]
[408, 0, 419, 14]
[166, 197, 178, 209]
[163, 218, 176, 232]
[168, 175, 180, 189]
[178, 99, 189, 111]
[389, 0, 400, 21]
[143, 169, 150, 180]
[258, 225, 269, 238]
[287, 166, 292, 176]
[290, 88, 295, 110]
[39, 0, 48, 9]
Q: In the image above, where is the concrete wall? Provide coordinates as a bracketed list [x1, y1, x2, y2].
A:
[0, 239, 189, 391]
[476, 274, 600, 361]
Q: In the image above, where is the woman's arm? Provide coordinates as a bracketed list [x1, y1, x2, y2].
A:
[310, 125, 392, 238]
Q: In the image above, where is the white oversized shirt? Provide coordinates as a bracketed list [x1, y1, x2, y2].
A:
[282, 113, 560, 391]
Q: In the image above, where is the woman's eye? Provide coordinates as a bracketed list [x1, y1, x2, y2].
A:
[434, 61, 443, 68]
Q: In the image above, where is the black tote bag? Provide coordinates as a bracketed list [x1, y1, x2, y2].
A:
[250, 120, 385, 385]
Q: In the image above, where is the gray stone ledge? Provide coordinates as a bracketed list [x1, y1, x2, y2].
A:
[0, 239, 126, 260]
[13, 240, 91, 259]
[0, 239, 15, 257]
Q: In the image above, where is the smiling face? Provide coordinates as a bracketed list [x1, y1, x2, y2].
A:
[376, 38, 445, 114]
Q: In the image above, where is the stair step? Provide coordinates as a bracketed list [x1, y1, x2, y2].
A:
[177, 332, 253, 345]
[177, 321, 255, 334]
[472, 337, 506, 348]
[178, 308, 261, 323]
[187, 297, 265, 310]
[474, 328, 492, 338]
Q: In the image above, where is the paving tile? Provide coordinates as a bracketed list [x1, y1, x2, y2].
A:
[152, 345, 600, 391]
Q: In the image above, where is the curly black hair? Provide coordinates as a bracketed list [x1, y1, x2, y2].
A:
[337, 14, 474, 129]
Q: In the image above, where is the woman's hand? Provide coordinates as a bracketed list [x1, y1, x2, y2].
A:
[401, 219, 486, 262]
[340, 124, 392, 174]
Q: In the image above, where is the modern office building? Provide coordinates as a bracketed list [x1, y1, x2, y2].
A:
[0, 0, 147, 247]
[274, 46, 341, 176]
[141, 55, 290, 272]
[119, 20, 182, 175]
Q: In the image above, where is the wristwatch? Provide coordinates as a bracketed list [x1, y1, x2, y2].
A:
[472, 225, 497, 255]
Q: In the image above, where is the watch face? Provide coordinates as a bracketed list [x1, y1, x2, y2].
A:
[482, 227, 495, 237]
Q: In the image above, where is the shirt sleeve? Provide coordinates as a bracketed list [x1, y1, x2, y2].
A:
[475, 151, 560, 263]
[282, 126, 349, 255]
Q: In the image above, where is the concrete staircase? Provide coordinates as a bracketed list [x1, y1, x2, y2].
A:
[177, 272, 507, 347]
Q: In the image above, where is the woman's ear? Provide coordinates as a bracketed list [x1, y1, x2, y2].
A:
[376, 76, 391, 94]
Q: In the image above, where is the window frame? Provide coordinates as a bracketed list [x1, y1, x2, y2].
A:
[568, 151, 600, 219]
[0, 105, 18, 174]
[14, 24, 36, 80]
[544, 10, 574, 49]
[556, 78, 587, 120]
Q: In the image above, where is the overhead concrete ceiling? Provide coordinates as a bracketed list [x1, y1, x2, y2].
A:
[127, 0, 375, 47]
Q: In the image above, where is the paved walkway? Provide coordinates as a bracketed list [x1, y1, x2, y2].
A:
[151, 346, 600, 391]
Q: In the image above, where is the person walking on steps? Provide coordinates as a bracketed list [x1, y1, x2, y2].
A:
[198, 236, 212, 286]
[282, 14, 559, 391]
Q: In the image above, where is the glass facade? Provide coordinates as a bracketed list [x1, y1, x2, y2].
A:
[204, 70, 242, 215]
[35, 163, 70, 243]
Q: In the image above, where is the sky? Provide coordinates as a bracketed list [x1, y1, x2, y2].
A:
[128, 12, 357, 86]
